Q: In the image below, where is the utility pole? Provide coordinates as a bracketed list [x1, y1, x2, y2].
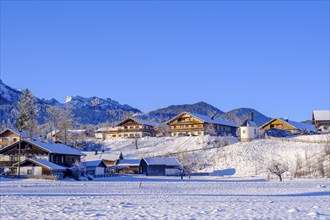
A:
[17, 131, 22, 178]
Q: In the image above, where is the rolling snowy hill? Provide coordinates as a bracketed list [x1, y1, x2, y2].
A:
[86, 135, 329, 178]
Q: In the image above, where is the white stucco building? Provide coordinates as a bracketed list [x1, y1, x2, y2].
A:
[240, 113, 259, 142]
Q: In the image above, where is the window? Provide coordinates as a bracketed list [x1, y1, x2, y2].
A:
[13, 138, 18, 142]
[10, 156, 19, 162]
[242, 129, 246, 134]
[27, 169, 32, 175]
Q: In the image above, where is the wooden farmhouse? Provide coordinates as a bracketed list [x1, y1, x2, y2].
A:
[139, 157, 182, 176]
[166, 112, 238, 137]
[312, 110, 330, 133]
[260, 118, 316, 134]
[13, 158, 67, 179]
[0, 128, 31, 149]
[0, 139, 85, 175]
[94, 118, 157, 138]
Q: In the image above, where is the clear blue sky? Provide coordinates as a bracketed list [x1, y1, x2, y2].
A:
[1, 1, 329, 121]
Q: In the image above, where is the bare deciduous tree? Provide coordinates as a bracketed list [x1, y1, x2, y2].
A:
[268, 160, 288, 181]
[47, 106, 73, 144]
[204, 124, 217, 136]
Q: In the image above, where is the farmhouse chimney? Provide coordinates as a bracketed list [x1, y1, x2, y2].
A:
[250, 112, 254, 121]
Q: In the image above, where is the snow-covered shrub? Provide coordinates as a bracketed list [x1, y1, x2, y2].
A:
[70, 163, 86, 180]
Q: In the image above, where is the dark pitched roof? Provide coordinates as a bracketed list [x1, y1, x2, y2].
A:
[241, 120, 258, 127]
[142, 157, 182, 167]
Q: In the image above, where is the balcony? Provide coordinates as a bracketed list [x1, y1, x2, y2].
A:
[0, 161, 17, 167]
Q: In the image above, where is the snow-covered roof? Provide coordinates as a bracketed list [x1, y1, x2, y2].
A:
[168, 112, 238, 127]
[143, 157, 182, 167]
[133, 118, 158, 127]
[81, 160, 106, 167]
[26, 140, 85, 156]
[117, 117, 157, 127]
[313, 110, 330, 121]
[116, 159, 141, 166]
[260, 118, 316, 132]
[0, 128, 39, 140]
[18, 158, 67, 171]
[82, 151, 119, 161]
[241, 120, 258, 127]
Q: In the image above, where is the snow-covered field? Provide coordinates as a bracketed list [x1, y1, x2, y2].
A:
[87, 135, 329, 177]
[1, 176, 329, 219]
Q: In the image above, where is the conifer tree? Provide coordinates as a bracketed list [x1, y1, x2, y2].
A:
[15, 90, 38, 136]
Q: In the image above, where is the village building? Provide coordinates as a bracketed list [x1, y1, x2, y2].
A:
[240, 112, 259, 142]
[13, 158, 67, 179]
[139, 157, 182, 176]
[260, 118, 316, 134]
[0, 139, 85, 175]
[166, 112, 238, 137]
[82, 151, 120, 166]
[0, 128, 39, 149]
[116, 159, 141, 174]
[48, 129, 87, 144]
[81, 160, 107, 176]
[94, 127, 121, 139]
[93, 118, 157, 139]
[312, 110, 330, 133]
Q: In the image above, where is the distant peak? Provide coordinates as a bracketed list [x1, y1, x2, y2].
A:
[65, 96, 72, 103]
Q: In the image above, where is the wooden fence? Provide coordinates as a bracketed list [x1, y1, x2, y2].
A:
[265, 135, 329, 144]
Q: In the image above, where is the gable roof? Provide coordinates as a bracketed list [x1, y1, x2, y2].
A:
[241, 120, 258, 127]
[142, 157, 182, 167]
[117, 117, 157, 127]
[313, 110, 330, 121]
[166, 112, 238, 127]
[81, 160, 107, 167]
[0, 128, 39, 140]
[260, 118, 316, 132]
[116, 159, 141, 166]
[0, 139, 85, 156]
[15, 158, 67, 171]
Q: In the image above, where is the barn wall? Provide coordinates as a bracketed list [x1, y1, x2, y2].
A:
[147, 165, 166, 176]
[95, 167, 104, 175]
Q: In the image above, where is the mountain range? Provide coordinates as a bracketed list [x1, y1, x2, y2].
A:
[0, 80, 271, 127]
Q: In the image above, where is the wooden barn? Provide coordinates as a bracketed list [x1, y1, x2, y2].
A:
[166, 112, 238, 137]
[116, 159, 141, 174]
[81, 160, 107, 176]
[139, 157, 182, 176]
[312, 110, 330, 133]
[14, 158, 67, 179]
[260, 118, 316, 134]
